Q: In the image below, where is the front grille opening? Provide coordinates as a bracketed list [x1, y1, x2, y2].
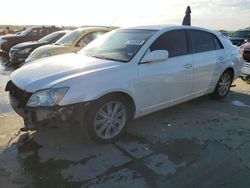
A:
[5, 81, 32, 107]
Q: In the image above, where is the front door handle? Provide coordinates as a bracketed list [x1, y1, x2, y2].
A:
[218, 56, 225, 61]
[183, 64, 192, 69]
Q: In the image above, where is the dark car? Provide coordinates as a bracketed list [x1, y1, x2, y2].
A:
[9, 30, 69, 63]
[229, 30, 250, 46]
[0, 26, 62, 54]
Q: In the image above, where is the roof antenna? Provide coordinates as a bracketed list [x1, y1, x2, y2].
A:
[109, 17, 118, 29]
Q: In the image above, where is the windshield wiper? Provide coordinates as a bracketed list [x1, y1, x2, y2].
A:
[86, 54, 110, 60]
[88, 54, 128, 63]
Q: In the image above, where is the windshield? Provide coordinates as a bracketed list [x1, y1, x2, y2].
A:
[20, 28, 33, 36]
[82, 29, 156, 62]
[55, 30, 80, 46]
[231, 31, 250, 38]
[38, 32, 62, 43]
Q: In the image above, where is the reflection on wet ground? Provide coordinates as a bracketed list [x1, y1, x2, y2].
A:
[0, 52, 22, 76]
[0, 53, 19, 115]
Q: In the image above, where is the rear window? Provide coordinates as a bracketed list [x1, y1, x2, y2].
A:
[189, 30, 215, 53]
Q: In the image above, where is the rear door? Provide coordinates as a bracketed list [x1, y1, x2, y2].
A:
[188, 30, 218, 95]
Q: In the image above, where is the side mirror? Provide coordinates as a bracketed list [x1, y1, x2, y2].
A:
[141, 50, 169, 64]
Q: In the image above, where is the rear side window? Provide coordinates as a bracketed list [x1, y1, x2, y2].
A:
[189, 30, 215, 53]
[150, 30, 188, 57]
[213, 35, 224, 50]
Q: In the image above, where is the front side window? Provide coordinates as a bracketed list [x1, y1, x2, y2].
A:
[29, 29, 39, 37]
[150, 30, 189, 57]
[55, 30, 80, 46]
[189, 30, 215, 53]
[39, 28, 46, 36]
[82, 29, 156, 62]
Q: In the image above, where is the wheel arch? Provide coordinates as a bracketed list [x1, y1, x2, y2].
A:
[224, 67, 235, 78]
[88, 91, 136, 119]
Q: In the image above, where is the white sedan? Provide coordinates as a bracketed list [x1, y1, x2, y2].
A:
[6, 25, 243, 142]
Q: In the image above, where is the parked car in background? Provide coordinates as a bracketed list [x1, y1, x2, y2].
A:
[6, 25, 243, 142]
[9, 30, 69, 64]
[25, 27, 115, 62]
[240, 40, 250, 83]
[229, 29, 250, 46]
[240, 40, 250, 62]
[0, 26, 62, 54]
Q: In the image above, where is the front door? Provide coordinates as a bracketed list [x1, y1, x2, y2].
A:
[136, 29, 193, 115]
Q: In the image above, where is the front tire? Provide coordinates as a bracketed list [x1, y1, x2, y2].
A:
[85, 95, 131, 143]
[211, 70, 233, 99]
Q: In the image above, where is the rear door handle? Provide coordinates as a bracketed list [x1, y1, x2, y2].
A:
[183, 64, 192, 69]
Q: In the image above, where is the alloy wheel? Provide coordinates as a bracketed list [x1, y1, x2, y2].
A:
[218, 72, 232, 96]
[94, 101, 127, 139]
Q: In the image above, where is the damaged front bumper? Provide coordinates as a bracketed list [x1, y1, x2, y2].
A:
[9, 92, 88, 126]
[6, 80, 89, 130]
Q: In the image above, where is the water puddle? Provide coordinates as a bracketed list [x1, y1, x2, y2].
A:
[17, 139, 81, 188]
[0, 55, 20, 76]
[152, 139, 205, 166]
[232, 100, 250, 108]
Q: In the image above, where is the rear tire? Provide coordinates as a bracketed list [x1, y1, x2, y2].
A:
[210, 70, 233, 99]
[85, 95, 132, 143]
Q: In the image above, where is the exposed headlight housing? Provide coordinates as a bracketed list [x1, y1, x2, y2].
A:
[27, 87, 69, 107]
[18, 48, 32, 54]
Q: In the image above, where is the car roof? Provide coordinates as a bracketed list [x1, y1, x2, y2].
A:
[29, 25, 62, 29]
[52, 30, 71, 34]
[75, 26, 115, 33]
[122, 24, 215, 33]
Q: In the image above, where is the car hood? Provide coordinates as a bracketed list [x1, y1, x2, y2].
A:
[12, 41, 46, 49]
[27, 44, 72, 61]
[10, 53, 121, 92]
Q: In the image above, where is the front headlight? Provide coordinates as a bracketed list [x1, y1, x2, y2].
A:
[18, 48, 32, 54]
[27, 87, 69, 107]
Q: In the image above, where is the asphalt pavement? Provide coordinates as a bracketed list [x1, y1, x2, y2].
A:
[0, 55, 250, 188]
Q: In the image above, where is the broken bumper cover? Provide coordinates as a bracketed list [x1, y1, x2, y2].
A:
[9, 93, 88, 124]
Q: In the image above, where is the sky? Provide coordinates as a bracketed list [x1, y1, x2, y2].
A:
[0, 0, 249, 31]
